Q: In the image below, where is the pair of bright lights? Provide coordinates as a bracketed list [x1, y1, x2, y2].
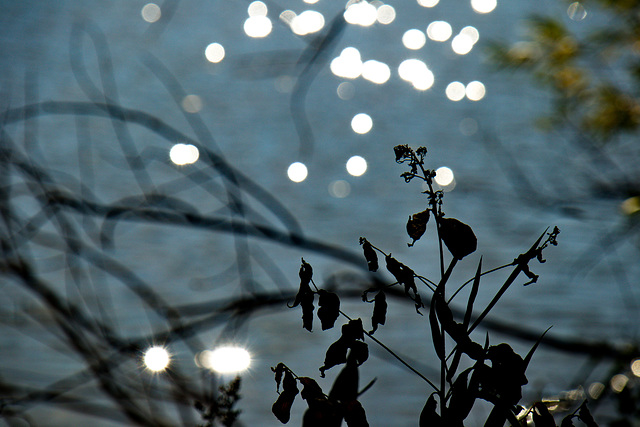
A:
[143, 346, 251, 374]
[287, 156, 367, 183]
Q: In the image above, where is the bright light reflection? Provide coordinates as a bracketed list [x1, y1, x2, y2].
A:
[632, 359, 640, 377]
[288, 162, 308, 182]
[471, 0, 497, 14]
[329, 180, 351, 198]
[170, 143, 200, 165]
[244, 16, 272, 38]
[141, 3, 161, 23]
[346, 156, 368, 176]
[452, 34, 474, 55]
[337, 82, 355, 100]
[466, 81, 486, 101]
[417, 0, 439, 7]
[280, 10, 296, 26]
[304, 0, 320, 3]
[351, 113, 373, 134]
[144, 346, 170, 372]
[362, 60, 391, 84]
[446, 81, 466, 101]
[461, 26, 480, 44]
[205, 43, 225, 63]
[292, 10, 325, 35]
[399, 59, 434, 91]
[330, 47, 363, 79]
[588, 382, 605, 399]
[427, 21, 452, 42]
[344, 2, 377, 26]
[611, 374, 629, 393]
[248, 1, 268, 17]
[403, 29, 427, 50]
[181, 94, 203, 113]
[199, 347, 251, 373]
[567, 2, 587, 21]
[376, 4, 396, 24]
[435, 166, 454, 188]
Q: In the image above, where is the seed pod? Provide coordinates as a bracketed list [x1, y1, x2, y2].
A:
[317, 290, 340, 330]
[359, 238, 378, 272]
[369, 291, 387, 334]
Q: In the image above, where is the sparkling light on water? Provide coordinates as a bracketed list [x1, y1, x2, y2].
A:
[337, 82, 355, 100]
[417, 0, 439, 7]
[351, 113, 373, 134]
[198, 347, 251, 374]
[403, 29, 427, 50]
[427, 21, 452, 42]
[376, 5, 396, 24]
[471, 0, 497, 14]
[398, 59, 434, 91]
[248, 1, 268, 16]
[330, 47, 363, 79]
[452, 34, 474, 55]
[344, 2, 377, 26]
[170, 143, 200, 165]
[287, 162, 308, 182]
[362, 60, 391, 84]
[244, 16, 272, 38]
[466, 81, 486, 101]
[329, 180, 351, 198]
[205, 43, 225, 63]
[141, 3, 161, 23]
[346, 156, 368, 176]
[144, 346, 170, 372]
[291, 10, 325, 35]
[446, 81, 466, 101]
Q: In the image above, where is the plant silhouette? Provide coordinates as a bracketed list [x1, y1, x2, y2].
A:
[272, 145, 597, 426]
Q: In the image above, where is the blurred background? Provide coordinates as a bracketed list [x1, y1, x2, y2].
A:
[1, 0, 639, 425]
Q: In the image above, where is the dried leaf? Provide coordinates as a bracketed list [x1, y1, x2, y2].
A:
[429, 296, 445, 361]
[407, 209, 430, 246]
[560, 415, 575, 427]
[533, 402, 556, 427]
[578, 401, 598, 427]
[329, 361, 359, 403]
[359, 238, 378, 272]
[447, 368, 475, 423]
[272, 363, 286, 392]
[349, 340, 369, 367]
[302, 291, 315, 332]
[343, 400, 369, 427]
[272, 389, 298, 424]
[342, 318, 365, 342]
[283, 370, 298, 393]
[419, 395, 441, 427]
[320, 336, 349, 377]
[299, 377, 324, 402]
[439, 217, 477, 260]
[369, 291, 387, 334]
[317, 290, 340, 330]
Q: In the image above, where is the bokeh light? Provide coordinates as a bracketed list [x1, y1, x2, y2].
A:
[280, 10, 296, 26]
[427, 21, 452, 42]
[376, 4, 396, 24]
[611, 374, 629, 393]
[205, 43, 225, 63]
[403, 29, 427, 50]
[141, 3, 161, 23]
[460, 26, 480, 44]
[362, 60, 391, 84]
[170, 143, 200, 165]
[451, 34, 474, 55]
[417, 0, 439, 7]
[287, 162, 308, 182]
[588, 382, 605, 399]
[248, 1, 268, 17]
[344, 1, 377, 26]
[471, 0, 497, 14]
[304, 0, 319, 3]
[329, 180, 351, 198]
[198, 346, 251, 374]
[567, 2, 587, 20]
[631, 358, 640, 377]
[181, 94, 203, 113]
[143, 346, 170, 372]
[351, 113, 373, 134]
[435, 166, 454, 186]
[466, 81, 486, 101]
[330, 47, 363, 79]
[398, 59, 434, 91]
[446, 81, 466, 101]
[244, 16, 272, 38]
[346, 156, 368, 176]
[291, 10, 325, 35]
[337, 82, 355, 100]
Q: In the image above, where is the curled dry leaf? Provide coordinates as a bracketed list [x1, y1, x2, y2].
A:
[317, 290, 340, 331]
[359, 238, 378, 272]
[369, 291, 387, 334]
[272, 370, 299, 424]
[419, 395, 441, 427]
[439, 217, 477, 260]
[343, 400, 369, 427]
[407, 209, 430, 246]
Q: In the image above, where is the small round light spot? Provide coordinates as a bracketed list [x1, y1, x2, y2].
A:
[141, 3, 161, 23]
[611, 374, 629, 393]
[567, 2, 587, 20]
[248, 1, 268, 17]
[170, 143, 200, 165]
[376, 5, 396, 25]
[471, 0, 497, 14]
[435, 166, 454, 186]
[631, 358, 640, 377]
[346, 156, 367, 176]
[287, 162, 308, 182]
[466, 81, 486, 101]
[144, 346, 170, 372]
[205, 43, 225, 63]
[202, 346, 251, 374]
[351, 113, 373, 134]
[417, 0, 439, 7]
[446, 81, 466, 101]
[344, 2, 377, 26]
[452, 34, 474, 55]
[403, 29, 427, 50]
[337, 82, 355, 100]
[427, 21, 452, 42]
[329, 180, 351, 198]
[181, 94, 203, 113]
[362, 60, 391, 84]
[244, 16, 273, 38]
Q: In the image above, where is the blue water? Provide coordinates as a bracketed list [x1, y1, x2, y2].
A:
[1, 1, 638, 425]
